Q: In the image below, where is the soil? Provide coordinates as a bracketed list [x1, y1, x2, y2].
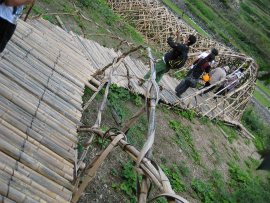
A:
[77, 96, 263, 203]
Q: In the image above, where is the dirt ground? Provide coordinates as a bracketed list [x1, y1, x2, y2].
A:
[77, 94, 263, 203]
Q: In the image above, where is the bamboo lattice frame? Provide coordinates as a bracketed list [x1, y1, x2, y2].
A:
[104, 0, 258, 124]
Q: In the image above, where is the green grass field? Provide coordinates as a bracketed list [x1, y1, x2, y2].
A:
[257, 81, 270, 98]
[253, 90, 270, 108]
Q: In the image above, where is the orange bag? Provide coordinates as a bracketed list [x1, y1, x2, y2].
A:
[203, 74, 210, 82]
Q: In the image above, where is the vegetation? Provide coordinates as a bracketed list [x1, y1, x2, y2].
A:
[242, 105, 270, 150]
[257, 81, 270, 97]
[253, 90, 270, 107]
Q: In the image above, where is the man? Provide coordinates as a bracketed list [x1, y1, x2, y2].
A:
[175, 53, 215, 98]
[138, 30, 196, 85]
[0, 0, 33, 52]
[188, 48, 218, 69]
[202, 66, 229, 95]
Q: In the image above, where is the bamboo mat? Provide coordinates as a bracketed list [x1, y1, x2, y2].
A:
[0, 18, 97, 202]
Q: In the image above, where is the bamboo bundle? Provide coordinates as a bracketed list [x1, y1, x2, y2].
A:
[14, 29, 96, 87]
[4, 43, 84, 104]
[15, 24, 95, 77]
[0, 118, 75, 169]
[0, 151, 72, 200]
[27, 19, 83, 54]
[0, 180, 38, 203]
[9, 37, 85, 92]
[10, 34, 97, 92]
[2, 56, 83, 110]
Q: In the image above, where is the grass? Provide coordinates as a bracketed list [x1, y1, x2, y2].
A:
[253, 90, 270, 108]
[257, 80, 270, 98]
[170, 0, 270, 67]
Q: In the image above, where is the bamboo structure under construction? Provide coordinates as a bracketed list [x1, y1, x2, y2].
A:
[0, 0, 258, 201]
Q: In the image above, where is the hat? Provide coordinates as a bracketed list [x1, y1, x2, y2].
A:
[211, 48, 218, 56]
[223, 66, 230, 72]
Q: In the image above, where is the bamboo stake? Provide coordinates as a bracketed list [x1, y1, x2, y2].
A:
[71, 134, 124, 202]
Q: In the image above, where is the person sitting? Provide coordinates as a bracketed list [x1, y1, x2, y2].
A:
[138, 30, 196, 85]
[175, 53, 215, 98]
[202, 66, 229, 95]
[215, 68, 243, 97]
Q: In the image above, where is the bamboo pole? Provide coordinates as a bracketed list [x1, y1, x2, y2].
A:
[0, 138, 74, 187]
[0, 194, 15, 203]
[0, 180, 38, 203]
[0, 151, 72, 200]
[0, 125, 73, 176]
[71, 134, 124, 202]
[0, 172, 47, 203]
[0, 162, 69, 203]
[0, 108, 75, 165]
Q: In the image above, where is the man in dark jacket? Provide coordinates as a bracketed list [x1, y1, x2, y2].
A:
[0, 0, 33, 53]
[175, 53, 215, 98]
[139, 30, 196, 85]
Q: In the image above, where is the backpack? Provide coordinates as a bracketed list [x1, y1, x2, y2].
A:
[0, 0, 17, 14]
[167, 45, 189, 69]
